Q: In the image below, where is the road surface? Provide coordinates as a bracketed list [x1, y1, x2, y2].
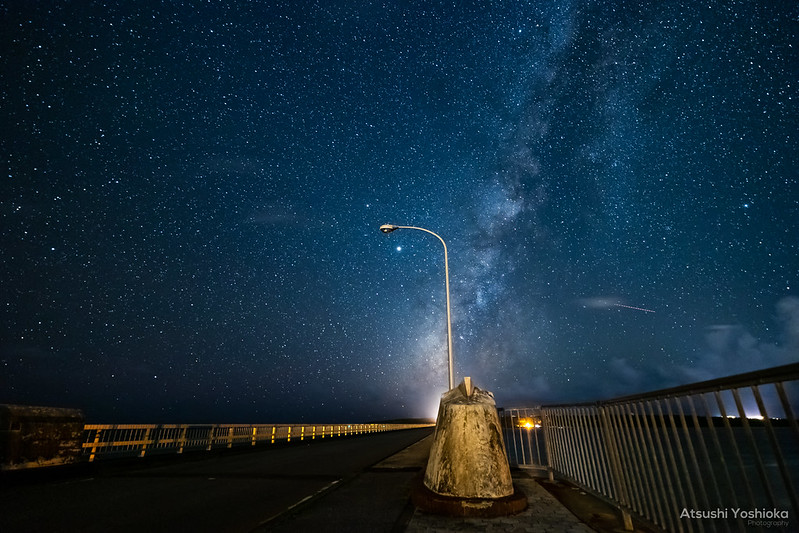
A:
[1, 427, 433, 533]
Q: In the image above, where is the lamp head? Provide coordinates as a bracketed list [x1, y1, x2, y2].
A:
[380, 224, 399, 234]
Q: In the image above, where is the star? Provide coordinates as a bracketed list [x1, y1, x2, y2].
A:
[0, 0, 795, 422]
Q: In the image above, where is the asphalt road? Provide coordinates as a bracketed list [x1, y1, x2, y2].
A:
[0, 427, 433, 533]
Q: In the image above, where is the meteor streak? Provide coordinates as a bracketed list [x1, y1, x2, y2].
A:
[613, 303, 655, 313]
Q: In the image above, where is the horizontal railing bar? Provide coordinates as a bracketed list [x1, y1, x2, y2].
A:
[543, 362, 799, 407]
[84, 424, 160, 430]
[82, 440, 153, 448]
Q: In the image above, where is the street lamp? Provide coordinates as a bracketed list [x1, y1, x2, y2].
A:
[379, 224, 455, 390]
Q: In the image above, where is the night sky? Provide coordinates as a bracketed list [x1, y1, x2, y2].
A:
[2, 1, 797, 423]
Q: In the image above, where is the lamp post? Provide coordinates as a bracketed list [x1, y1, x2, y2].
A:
[379, 224, 455, 390]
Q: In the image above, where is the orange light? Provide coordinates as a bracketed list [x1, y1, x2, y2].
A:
[517, 417, 541, 430]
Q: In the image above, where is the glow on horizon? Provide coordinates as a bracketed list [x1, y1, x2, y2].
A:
[726, 414, 765, 420]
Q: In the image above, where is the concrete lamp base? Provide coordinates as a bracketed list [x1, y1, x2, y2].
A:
[413, 377, 527, 517]
[411, 473, 528, 517]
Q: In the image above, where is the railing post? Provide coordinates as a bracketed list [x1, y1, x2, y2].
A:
[206, 426, 214, 451]
[177, 425, 187, 454]
[541, 409, 556, 481]
[599, 406, 634, 531]
[140, 426, 152, 458]
[88, 427, 102, 462]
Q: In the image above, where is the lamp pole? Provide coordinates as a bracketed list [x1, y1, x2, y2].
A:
[379, 224, 455, 390]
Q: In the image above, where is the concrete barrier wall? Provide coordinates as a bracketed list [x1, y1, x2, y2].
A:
[0, 404, 85, 470]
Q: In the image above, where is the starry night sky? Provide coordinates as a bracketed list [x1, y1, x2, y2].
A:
[2, 1, 797, 423]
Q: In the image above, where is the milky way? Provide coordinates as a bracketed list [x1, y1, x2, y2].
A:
[1, 1, 796, 422]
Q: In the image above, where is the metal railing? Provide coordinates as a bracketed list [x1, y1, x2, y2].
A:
[82, 422, 432, 462]
[501, 362, 799, 532]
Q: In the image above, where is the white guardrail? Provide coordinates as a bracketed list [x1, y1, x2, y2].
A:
[82, 422, 433, 462]
[500, 362, 799, 533]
